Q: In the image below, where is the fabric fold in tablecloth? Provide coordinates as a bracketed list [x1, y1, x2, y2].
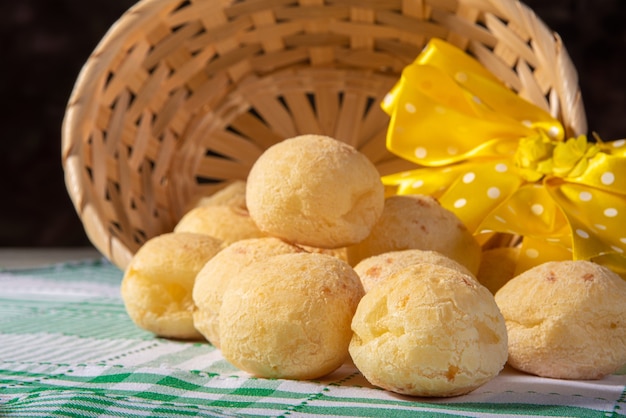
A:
[1, 259, 625, 417]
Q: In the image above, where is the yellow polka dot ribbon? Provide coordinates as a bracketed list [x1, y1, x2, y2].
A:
[382, 38, 626, 275]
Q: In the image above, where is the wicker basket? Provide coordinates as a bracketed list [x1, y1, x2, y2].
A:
[62, 0, 587, 270]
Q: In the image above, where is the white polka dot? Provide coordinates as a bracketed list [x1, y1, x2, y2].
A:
[621, 238, 626, 244]
[531, 204, 544, 215]
[395, 126, 405, 134]
[579, 191, 592, 202]
[601, 172, 615, 185]
[454, 198, 467, 208]
[463, 172, 476, 184]
[576, 229, 590, 239]
[455, 72, 468, 83]
[525, 248, 539, 259]
[613, 139, 626, 148]
[594, 224, 607, 231]
[522, 120, 533, 128]
[604, 208, 618, 217]
[495, 163, 508, 173]
[435, 106, 446, 114]
[447, 146, 458, 155]
[383, 93, 394, 107]
[548, 126, 560, 138]
[405, 102, 417, 113]
[412, 179, 424, 189]
[495, 216, 506, 223]
[414, 147, 427, 159]
[472, 96, 482, 104]
[612, 246, 624, 254]
[487, 187, 501, 199]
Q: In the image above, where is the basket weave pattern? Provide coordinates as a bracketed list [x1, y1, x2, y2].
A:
[62, 0, 587, 269]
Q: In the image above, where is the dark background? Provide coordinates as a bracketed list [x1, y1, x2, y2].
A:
[1, 0, 624, 247]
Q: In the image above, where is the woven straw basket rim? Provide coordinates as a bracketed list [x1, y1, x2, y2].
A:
[62, 0, 587, 270]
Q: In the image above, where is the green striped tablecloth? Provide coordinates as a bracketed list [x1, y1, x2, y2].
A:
[1, 258, 626, 417]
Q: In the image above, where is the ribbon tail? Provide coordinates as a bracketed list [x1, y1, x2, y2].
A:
[515, 237, 572, 276]
[545, 178, 626, 270]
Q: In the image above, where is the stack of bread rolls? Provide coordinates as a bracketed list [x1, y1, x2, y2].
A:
[120, 134, 626, 397]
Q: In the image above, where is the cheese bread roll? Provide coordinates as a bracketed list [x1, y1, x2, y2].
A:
[495, 260, 626, 379]
[347, 194, 481, 274]
[174, 204, 266, 245]
[219, 252, 364, 380]
[121, 232, 224, 339]
[193, 237, 303, 348]
[354, 249, 474, 292]
[350, 263, 507, 397]
[246, 134, 384, 249]
[192, 180, 247, 210]
[476, 246, 520, 294]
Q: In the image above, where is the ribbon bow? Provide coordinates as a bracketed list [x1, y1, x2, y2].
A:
[382, 39, 626, 275]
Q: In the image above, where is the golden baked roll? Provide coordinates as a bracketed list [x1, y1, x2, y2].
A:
[192, 180, 247, 210]
[246, 134, 385, 249]
[174, 204, 266, 245]
[296, 244, 349, 263]
[121, 232, 224, 340]
[353, 249, 474, 292]
[476, 246, 520, 294]
[219, 252, 364, 380]
[495, 260, 626, 379]
[347, 194, 481, 274]
[192, 237, 304, 347]
[350, 263, 508, 397]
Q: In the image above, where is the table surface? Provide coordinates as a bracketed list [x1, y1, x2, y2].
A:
[0, 247, 102, 270]
[1, 249, 626, 417]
